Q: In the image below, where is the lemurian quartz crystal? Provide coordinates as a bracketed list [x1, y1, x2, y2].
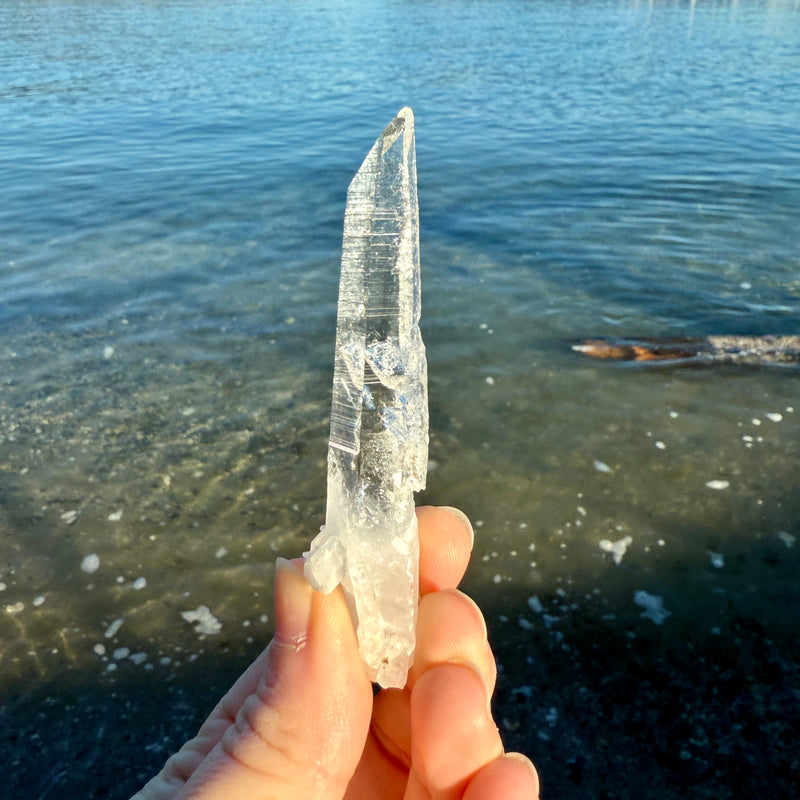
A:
[304, 107, 428, 688]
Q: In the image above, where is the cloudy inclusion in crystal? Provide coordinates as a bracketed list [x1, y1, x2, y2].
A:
[304, 108, 428, 688]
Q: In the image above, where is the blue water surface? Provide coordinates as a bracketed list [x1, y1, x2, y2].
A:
[4, 0, 799, 341]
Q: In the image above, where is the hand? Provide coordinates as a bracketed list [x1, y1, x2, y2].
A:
[134, 505, 539, 800]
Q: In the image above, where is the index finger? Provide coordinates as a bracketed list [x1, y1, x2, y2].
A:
[417, 505, 474, 595]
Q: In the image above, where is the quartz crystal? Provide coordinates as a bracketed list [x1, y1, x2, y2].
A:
[304, 107, 428, 688]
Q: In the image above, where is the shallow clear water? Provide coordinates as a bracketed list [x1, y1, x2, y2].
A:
[2, 0, 799, 727]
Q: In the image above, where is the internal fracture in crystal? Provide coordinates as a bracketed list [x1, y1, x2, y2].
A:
[304, 107, 428, 688]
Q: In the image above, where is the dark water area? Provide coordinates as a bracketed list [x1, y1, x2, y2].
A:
[2, 1, 800, 797]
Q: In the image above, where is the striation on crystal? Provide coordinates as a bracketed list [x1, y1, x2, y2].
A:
[304, 107, 428, 688]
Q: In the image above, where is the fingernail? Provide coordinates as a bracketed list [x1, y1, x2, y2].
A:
[439, 506, 474, 547]
[274, 557, 312, 648]
[505, 751, 541, 783]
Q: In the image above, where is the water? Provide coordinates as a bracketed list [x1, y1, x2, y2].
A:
[2, 1, 800, 796]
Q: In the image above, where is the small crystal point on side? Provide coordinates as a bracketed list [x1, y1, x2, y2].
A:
[305, 108, 428, 688]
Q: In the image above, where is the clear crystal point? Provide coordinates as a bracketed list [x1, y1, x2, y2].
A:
[304, 107, 428, 688]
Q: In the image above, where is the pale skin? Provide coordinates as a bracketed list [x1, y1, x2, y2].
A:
[134, 505, 540, 800]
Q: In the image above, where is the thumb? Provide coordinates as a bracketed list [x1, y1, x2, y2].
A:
[139, 558, 373, 800]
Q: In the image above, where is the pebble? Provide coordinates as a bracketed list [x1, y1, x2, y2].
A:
[32, 595, 45, 607]
[81, 553, 101, 574]
[485, 376, 495, 386]
[777, 531, 796, 549]
[107, 509, 123, 521]
[599, 535, 633, 565]
[527, 596, 544, 614]
[132, 577, 147, 590]
[181, 605, 222, 635]
[766, 412, 783, 422]
[104, 618, 124, 638]
[634, 590, 671, 625]
[705, 479, 730, 490]
[61, 510, 79, 525]
[708, 552, 725, 569]
[593, 460, 612, 473]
